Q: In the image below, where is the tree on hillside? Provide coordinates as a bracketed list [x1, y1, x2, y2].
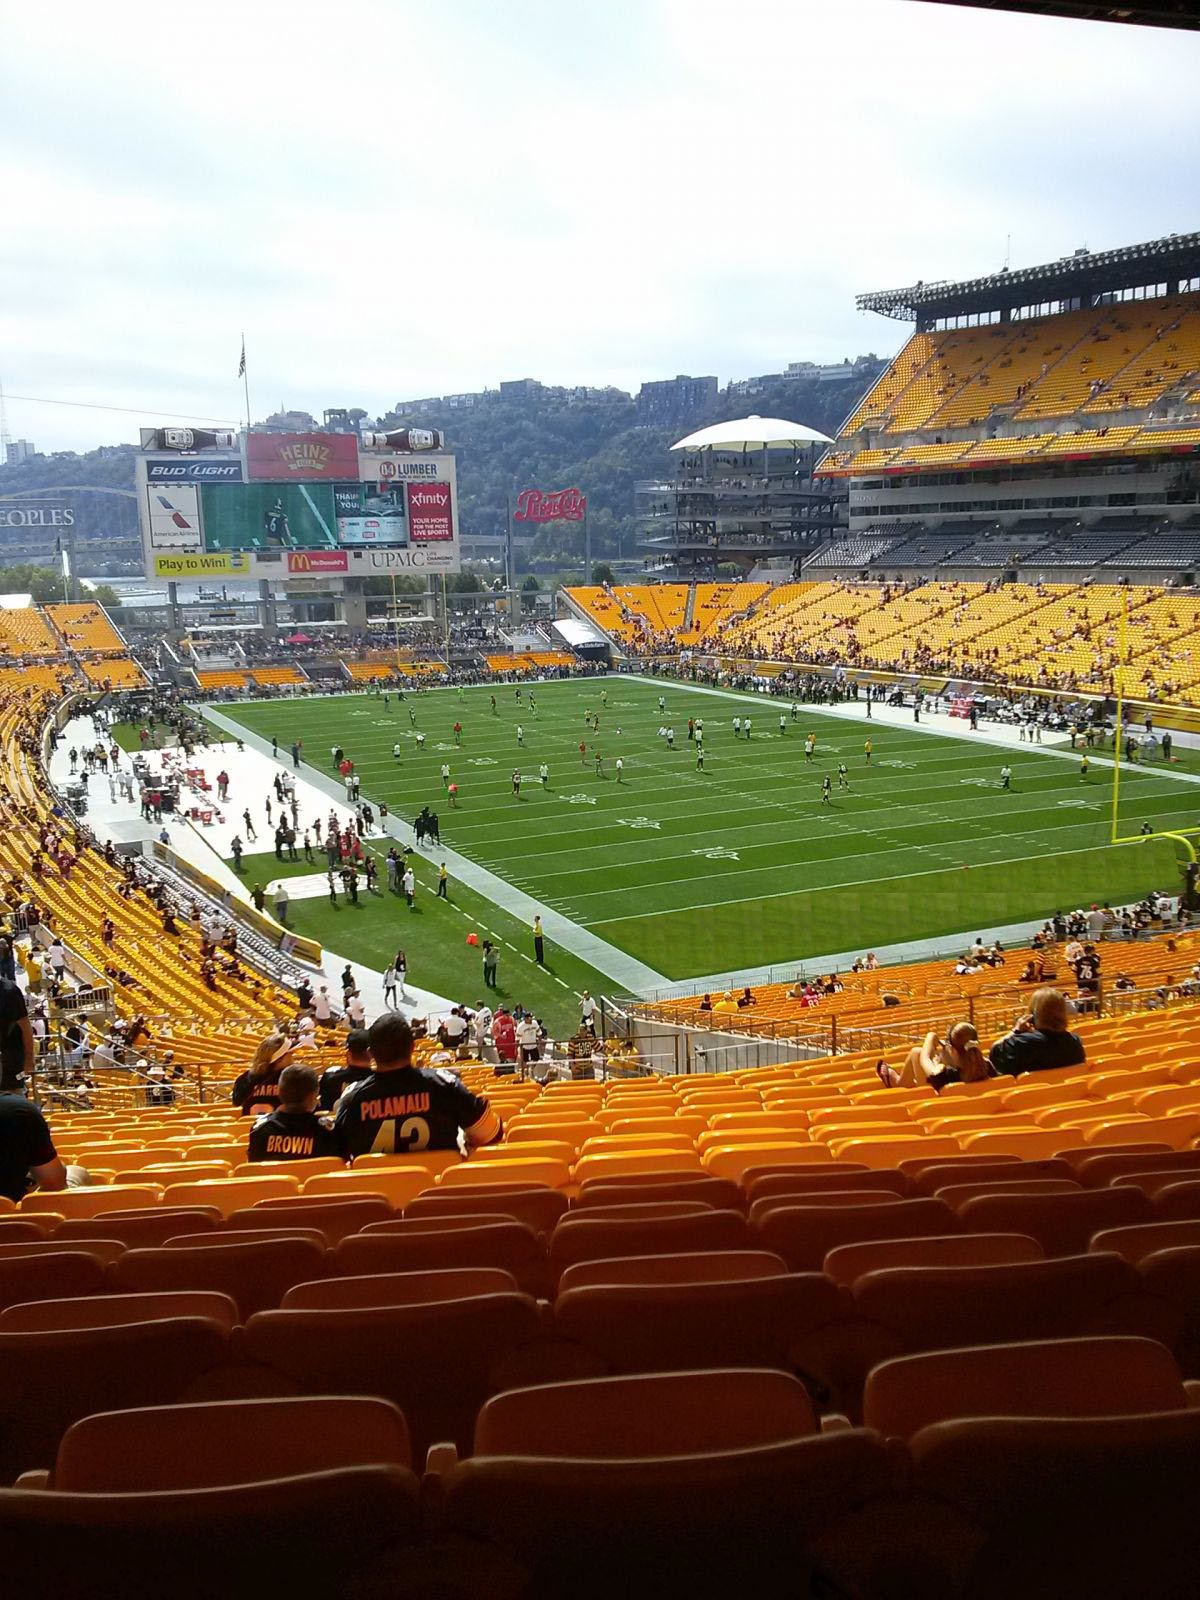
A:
[591, 563, 616, 585]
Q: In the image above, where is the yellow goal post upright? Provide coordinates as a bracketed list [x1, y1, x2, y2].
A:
[1109, 586, 1199, 869]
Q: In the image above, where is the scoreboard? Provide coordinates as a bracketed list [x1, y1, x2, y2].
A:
[137, 429, 460, 580]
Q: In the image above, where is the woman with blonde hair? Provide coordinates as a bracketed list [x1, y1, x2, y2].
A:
[877, 1020, 990, 1092]
[231, 1032, 296, 1116]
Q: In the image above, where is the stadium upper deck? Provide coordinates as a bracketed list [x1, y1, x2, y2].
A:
[816, 235, 1200, 507]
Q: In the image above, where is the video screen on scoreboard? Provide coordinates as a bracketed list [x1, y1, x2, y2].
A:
[333, 483, 410, 547]
[199, 483, 339, 551]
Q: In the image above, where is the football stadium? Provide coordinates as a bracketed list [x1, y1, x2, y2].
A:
[6, 1, 1200, 1594]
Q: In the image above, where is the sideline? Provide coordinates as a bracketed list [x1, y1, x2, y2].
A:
[199, 704, 672, 996]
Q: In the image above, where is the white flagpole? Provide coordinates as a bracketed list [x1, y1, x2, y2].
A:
[240, 334, 252, 432]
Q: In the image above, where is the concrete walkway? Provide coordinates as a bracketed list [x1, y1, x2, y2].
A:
[51, 712, 456, 1024]
[200, 705, 673, 995]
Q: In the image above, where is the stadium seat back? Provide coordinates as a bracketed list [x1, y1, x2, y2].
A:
[226, 1197, 391, 1243]
[822, 1233, 1044, 1288]
[282, 1266, 518, 1310]
[439, 1427, 895, 1592]
[0, 1316, 230, 1481]
[548, 1210, 750, 1280]
[0, 1291, 239, 1333]
[909, 1411, 1200, 1598]
[554, 1273, 851, 1373]
[934, 1178, 1082, 1208]
[864, 1335, 1188, 1440]
[754, 1198, 958, 1271]
[556, 1250, 788, 1293]
[568, 1201, 715, 1222]
[19, 1185, 162, 1219]
[957, 1187, 1152, 1255]
[54, 1208, 221, 1249]
[333, 1220, 543, 1294]
[573, 1176, 741, 1211]
[476, 1369, 818, 1456]
[54, 1395, 413, 1490]
[0, 1467, 419, 1600]
[404, 1185, 569, 1233]
[242, 1294, 541, 1457]
[163, 1177, 301, 1217]
[702, 1142, 835, 1181]
[1073, 1148, 1199, 1187]
[1090, 1217, 1200, 1265]
[852, 1253, 1160, 1353]
[112, 1237, 327, 1320]
[0, 1250, 108, 1310]
[1150, 1180, 1200, 1221]
[744, 1168, 902, 1204]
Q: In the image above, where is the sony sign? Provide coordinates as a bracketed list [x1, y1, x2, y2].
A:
[0, 505, 75, 528]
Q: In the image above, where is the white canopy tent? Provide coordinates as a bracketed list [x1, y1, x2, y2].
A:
[671, 415, 833, 452]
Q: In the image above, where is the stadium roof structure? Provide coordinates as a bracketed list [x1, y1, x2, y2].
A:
[671, 416, 834, 452]
[857, 231, 1200, 326]
[919, 1, 1200, 29]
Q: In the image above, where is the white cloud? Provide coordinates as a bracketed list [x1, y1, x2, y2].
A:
[1, 0, 1197, 449]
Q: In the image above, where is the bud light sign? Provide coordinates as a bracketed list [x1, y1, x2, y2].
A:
[514, 486, 586, 523]
[406, 481, 454, 543]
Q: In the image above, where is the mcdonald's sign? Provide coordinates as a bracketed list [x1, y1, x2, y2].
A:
[287, 550, 349, 573]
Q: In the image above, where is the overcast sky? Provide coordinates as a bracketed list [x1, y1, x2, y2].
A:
[2, 0, 1197, 453]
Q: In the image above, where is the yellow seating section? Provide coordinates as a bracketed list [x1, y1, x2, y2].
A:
[194, 670, 249, 691]
[835, 294, 1200, 442]
[645, 928, 1200, 1041]
[485, 652, 575, 674]
[0, 607, 60, 658]
[711, 580, 1200, 702]
[249, 668, 306, 687]
[82, 659, 145, 689]
[28, 994, 1200, 1197]
[678, 583, 769, 645]
[45, 605, 126, 654]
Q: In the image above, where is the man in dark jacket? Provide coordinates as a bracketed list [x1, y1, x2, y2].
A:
[989, 988, 1086, 1076]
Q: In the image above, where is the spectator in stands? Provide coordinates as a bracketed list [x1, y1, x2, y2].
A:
[334, 1011, 502, 1156]
[231, 1033, 294, 1115]
[318, 1029, 374, 1113]
[989, 987, 1086, 1076]
[0, 1090, 66, 1202]
[877, 1021, 989, 1092]
[0, 972, 34, 1093]
[492, 1006, 517, 1070]
[247, 1064, 344, 1163]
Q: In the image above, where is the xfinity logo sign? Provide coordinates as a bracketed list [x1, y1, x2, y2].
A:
[146, 459, 243, 483]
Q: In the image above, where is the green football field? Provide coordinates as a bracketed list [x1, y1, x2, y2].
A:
[215, 677, 1196, 985]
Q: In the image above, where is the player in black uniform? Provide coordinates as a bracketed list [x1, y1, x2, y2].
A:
[335, 1012, 502, 1158]
[247, 1064, 345, 1163]
[231, 1033, 295, 1116]
[262, 497, 294, 548]
[318, 1029, 375, 1111]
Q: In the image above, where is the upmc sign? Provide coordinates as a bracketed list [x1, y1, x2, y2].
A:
[246, 432, 359, 482]
[513, 486, 586, 523]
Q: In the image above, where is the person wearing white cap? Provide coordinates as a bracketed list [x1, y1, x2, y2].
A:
[231, 1033, 296, 1116]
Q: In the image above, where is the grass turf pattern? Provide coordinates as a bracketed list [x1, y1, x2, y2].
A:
[217, 679, 1193, 983]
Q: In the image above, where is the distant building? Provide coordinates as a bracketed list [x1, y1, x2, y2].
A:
[499, 379, 544, 402]
[636, 375, 718, 428]
[728, 356, 884, 397]
[4, 440, 36, 465]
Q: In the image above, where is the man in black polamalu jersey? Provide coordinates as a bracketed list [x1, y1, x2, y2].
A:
[335, 1012, 502, 1159]
[319, 1028, 374, 1111]
[247, 1064, 345, 1163]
